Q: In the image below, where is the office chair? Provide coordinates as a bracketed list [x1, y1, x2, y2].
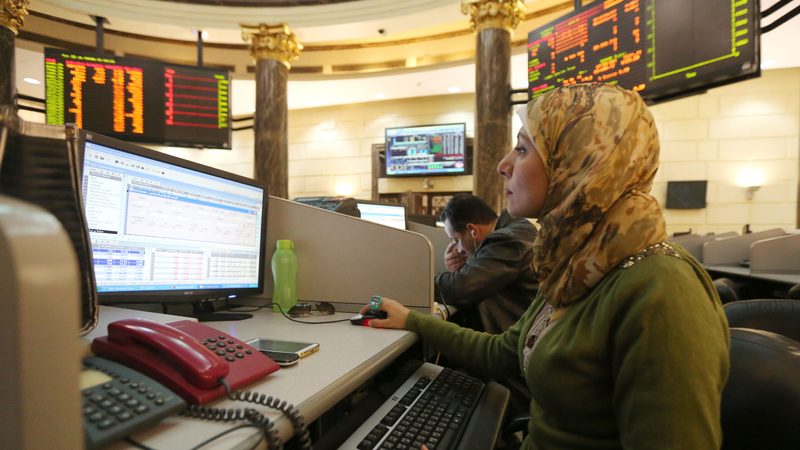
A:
[786, 283, 800, 300]
[723, 299, 800, 343]
[713, 277, 741, 303]
[721, 328, 800, 450]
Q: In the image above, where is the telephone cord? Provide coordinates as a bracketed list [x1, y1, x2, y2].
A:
[226, 389, 312, 450]
[180, 405, 280, 450]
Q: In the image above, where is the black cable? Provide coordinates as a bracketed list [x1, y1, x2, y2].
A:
[188, 424, 265, 450]
[181, 405, 280, 449]
[229, 302, 353, 324]
[226, 389, 313, 450]
[125, 437, 158, 450]
[762, 0, 794, 18]
[761, 5, 800, 33]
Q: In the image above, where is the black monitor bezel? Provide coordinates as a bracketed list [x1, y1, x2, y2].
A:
[355, 199, 408, 230]
[77, 129, 268, 305]
[383, 122, 469, 178]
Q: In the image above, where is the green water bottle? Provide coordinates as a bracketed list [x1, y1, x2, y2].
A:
[272, 239, 298, 313]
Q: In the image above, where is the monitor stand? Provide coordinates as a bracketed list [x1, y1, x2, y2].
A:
[192, 301, 252, 322]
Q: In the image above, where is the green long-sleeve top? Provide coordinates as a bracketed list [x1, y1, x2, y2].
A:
[405, 244, 729, 450]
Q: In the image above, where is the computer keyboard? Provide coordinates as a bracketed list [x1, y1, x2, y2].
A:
[340, 362, 507, 450]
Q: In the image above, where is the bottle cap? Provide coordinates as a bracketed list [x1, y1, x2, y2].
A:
[277, 239, 294, 249]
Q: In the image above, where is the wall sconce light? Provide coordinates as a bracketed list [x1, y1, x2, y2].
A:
[736, 167, 765, 201]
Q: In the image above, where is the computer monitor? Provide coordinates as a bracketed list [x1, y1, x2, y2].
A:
[384, 123, 467, 177]
[666, 180, 707, 209]
[78, 131, 267, 310]
[356, 201, 407, 230]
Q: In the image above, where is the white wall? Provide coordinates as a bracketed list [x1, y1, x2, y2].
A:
[651, 68, 799, 234]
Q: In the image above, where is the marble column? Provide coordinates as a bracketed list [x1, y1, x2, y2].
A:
[242, 24, 302, 199]
[462, 0, 524, 212]
[0, 0, 29, 108]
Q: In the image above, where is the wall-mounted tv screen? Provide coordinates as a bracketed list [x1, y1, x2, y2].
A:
[44, 48, 231, 148]
[666, 180, 707, 209]
[385, 123, 467, 177]
[526, 0, 760, 103]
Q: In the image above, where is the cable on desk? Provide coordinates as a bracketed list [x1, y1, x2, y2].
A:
[181, 405, 279, 449]
[229, 302, 352, 324]
[226, 389, 312, 450]
[125, 424, 264, 450]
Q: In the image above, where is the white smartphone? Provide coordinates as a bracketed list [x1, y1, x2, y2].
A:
[246, 338, 320, 359]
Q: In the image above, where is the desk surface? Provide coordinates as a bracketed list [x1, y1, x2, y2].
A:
[87, 306, 417, 449]
[705, 265, 800, 285]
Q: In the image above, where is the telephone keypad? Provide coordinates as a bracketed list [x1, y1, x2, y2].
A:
[82, 357, 186, 449]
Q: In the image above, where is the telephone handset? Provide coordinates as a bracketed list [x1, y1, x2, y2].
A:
[92, 318, 280, 405]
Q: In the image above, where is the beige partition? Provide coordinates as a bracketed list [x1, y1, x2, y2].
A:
[669, 232, 737, 261]
[0, 196, 83, 449]
[750, 234, 800, 274]
[408, 221, 450, 275]
[702, 228, 785, 265]
[259, 197, 434, 313]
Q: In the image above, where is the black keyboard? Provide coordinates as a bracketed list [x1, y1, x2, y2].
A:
[340, 363, 501, 450]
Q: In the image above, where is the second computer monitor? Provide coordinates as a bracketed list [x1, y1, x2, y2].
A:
[356, 200, 407, 230]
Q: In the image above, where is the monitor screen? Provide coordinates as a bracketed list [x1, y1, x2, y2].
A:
[79, 131, 267, 303]
[356, 201, 407, 230]
[385, 123, 467, 177]
[45, 48, 231, 148]
[527, 0, 759, 103]
[666, 180, 707, 209]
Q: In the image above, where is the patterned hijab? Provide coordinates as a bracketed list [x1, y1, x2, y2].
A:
[516, 84, 667, 308]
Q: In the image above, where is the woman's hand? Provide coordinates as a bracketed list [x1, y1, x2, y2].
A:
[359, 297, 410, 329]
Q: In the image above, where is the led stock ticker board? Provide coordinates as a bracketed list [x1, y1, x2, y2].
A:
[527, 0, 759, 103]
[45, 48, 231, 148]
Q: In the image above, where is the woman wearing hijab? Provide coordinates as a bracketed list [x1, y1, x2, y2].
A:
[365, 83, 729, 450]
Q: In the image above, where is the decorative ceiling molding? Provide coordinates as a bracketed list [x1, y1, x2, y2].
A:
[27, 1, 570, 50]
[34, 0, 458, 29]
[158, 0, 359, 6]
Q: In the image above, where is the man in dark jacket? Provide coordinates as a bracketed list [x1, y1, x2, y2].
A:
[435, 194, 538, 335]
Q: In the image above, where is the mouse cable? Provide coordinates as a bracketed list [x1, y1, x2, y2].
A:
[124, 423, 264, 450]
[229, 302, 352, 324]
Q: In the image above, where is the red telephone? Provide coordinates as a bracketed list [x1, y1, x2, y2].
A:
[91, 318, 280, 404]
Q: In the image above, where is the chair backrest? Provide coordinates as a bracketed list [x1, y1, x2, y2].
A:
[787, 283, 800, 300]
[714, 277, 741, 304]
[723, 299, 800, 343]
[721, 328, 800, 450]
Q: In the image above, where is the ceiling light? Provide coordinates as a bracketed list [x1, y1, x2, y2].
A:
[448, 86, 461, 93]
[23, 77, 41, 85]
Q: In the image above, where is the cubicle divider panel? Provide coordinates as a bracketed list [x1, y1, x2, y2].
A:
[669, 232, 738, 262]
[261, 197, 434, 313]
[702, 228, 785, 265]
[407, 221, 450, 275]
[750, 234, 800, 274]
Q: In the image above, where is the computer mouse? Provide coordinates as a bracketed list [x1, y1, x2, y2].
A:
[350, 310, 388, 326]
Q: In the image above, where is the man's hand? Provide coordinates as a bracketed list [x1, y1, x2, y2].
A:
[444, 241, 467, 272]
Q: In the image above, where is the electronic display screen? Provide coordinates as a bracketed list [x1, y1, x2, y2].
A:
[527, 0, 759, 103]
[80, 132, 265, 300]
[45, 48, 230, 148]
[666, 180, 707, 209]
[385, 123, 467, 177]
[357, 201, 407, 230]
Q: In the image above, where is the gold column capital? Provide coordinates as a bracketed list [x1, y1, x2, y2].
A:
[461, 0, 525, 33]
[1, 0, 29, 35]
[241, 23, 303, 69]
